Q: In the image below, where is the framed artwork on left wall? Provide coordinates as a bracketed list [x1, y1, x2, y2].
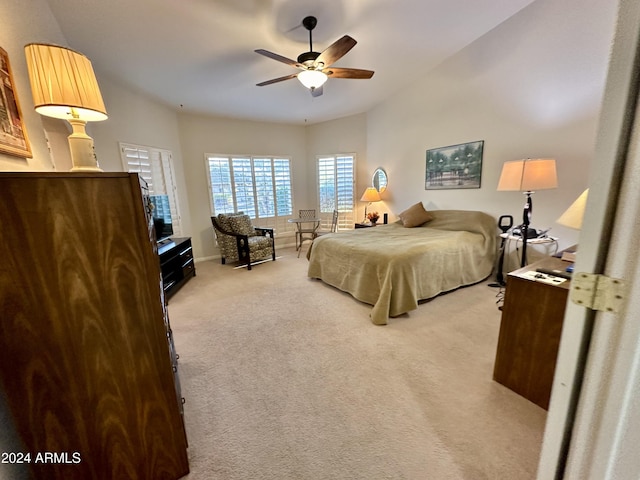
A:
[0, 47, 32, 158]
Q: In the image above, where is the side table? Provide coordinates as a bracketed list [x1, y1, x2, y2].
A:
[493, 256, 571, 409]
[499, 233, 559, 273]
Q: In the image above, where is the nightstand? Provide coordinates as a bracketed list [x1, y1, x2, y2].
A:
[499, 233, 559, 271]
[354, 223, 376, 229]
[493, 256, 571, 409]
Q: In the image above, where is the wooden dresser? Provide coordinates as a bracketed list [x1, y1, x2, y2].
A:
[493, 256, 571, 410]
[0, 173, 189, 479]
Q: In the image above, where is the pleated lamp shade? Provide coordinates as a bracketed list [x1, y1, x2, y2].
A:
[24, 43, 108, 122]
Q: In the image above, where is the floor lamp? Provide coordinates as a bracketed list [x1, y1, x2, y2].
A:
[24, 43, 108, 172]
[497, 158, 558, 267]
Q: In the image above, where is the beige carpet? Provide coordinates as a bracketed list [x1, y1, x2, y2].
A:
[168, 248, 546, 480]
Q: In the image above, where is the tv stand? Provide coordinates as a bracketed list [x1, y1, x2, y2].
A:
[158, 237, 196, 300]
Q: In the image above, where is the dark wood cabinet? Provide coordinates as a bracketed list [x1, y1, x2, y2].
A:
[0, 172, 189, 480]
[493, 257, 571, 410]
[159, 237, 195, 300]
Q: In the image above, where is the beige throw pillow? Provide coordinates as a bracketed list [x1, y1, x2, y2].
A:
[398, 202, 434, 228]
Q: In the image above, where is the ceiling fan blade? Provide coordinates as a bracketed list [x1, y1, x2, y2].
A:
[254, 49, 303, 68]
[256, 73, 299, 86]
[315, 35, 357, 68]
[311, 85, 323, 97]
[323, 67, 375, 79]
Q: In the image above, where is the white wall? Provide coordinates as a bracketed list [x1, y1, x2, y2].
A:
[306, 113, 369, 220]
[0, 0, 67, 171]
[177, 113, 308, 259]
[2, 0, 617, 258]
[89, 75, 193, 237]
[365, 0, 617, 251]
[0, 0, 193, 242]
[0, 0, 622, 476]
[91, 75, 185, 173]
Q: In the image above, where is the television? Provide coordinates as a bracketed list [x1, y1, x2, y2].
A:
[149, 195, 174, 242]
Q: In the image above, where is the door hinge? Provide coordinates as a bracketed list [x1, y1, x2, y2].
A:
[570, 272, 625, 313]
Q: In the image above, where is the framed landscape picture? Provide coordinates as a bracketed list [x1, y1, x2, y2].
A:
[0, 47, 32, 158]
[425, 140, 483, 190]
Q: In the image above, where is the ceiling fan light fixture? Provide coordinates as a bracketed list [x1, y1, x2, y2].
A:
[298, 69, 328, 90]
[255, 16, 373, 95]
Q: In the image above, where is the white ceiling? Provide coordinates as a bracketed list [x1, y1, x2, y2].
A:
[45, 0, 535, 125]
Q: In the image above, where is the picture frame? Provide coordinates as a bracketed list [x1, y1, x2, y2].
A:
[425, 140, 483, 190]
[0, 47, 32, 158]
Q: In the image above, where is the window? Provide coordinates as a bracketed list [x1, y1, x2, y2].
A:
[317, 154, 355, 229]
[206, 155, 295, 234]
[120, 143, 183, 235]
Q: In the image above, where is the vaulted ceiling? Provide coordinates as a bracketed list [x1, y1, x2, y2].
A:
[45, 0, 535, 125]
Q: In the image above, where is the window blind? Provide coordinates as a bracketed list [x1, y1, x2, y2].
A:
[206, 155, 295, 235]
[120, 143, 182, 236]
[317, 154, 355, 229]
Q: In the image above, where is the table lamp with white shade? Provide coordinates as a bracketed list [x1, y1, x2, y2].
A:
[557, 189, 589, 230]
[556, 188, 589, 264]
[24, 43, 108, 172]
[360, 187, 381, 224]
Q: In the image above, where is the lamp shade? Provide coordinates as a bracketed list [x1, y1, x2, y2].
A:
[24, 43, 108, 122]
[557, 189, 588, 230]
[497, 158, 558, 192]
[298, 69, 328, 90]
[360, 187, 381, 203]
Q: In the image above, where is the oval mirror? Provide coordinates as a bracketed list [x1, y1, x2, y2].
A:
[372, 168, 388, 193]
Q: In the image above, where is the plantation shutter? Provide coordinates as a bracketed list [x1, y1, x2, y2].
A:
[232, 157, 255, 218]
[121, 144, 153, 187]
[254, 158, 275, 217]
[205, 155, 295, 235]
[207, 157, 235, 214]
[120, 142, 183, 235]
[317, 154, 355, 230]
[273, 159, 293, 216]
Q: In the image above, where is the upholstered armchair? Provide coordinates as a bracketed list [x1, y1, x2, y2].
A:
[211, 213, 275, 270]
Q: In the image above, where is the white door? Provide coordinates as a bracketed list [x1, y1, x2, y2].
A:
[538, 0, 640, 477]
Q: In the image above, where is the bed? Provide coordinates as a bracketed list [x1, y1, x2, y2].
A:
[307, 209, 497, 325]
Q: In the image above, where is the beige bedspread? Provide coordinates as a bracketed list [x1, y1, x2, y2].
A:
[307, 210, 497, 325]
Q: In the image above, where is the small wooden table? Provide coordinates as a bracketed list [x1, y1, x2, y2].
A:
[493, 256, 571, 409]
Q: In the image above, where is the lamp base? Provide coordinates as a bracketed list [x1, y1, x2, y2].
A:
[67, 118, 102, 172]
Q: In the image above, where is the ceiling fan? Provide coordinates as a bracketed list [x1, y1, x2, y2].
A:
[255, 16, 374, 97]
